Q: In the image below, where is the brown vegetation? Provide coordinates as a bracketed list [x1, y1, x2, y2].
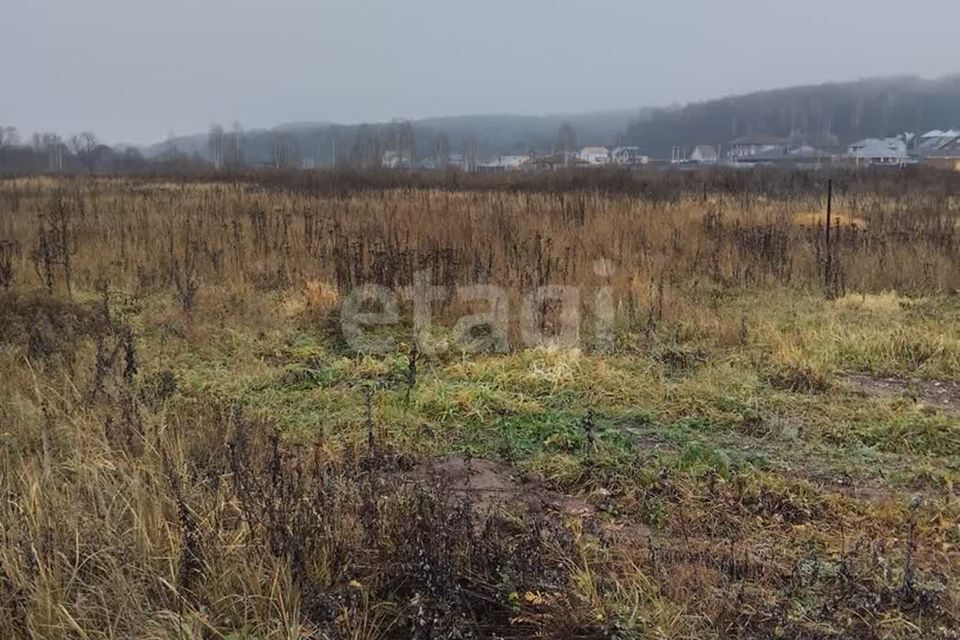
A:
[1, 171, 958, 639]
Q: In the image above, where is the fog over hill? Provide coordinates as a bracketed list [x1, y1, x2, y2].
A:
[626, 75, 960, 157]
[141, 110, 647, 165]
[142, 75, 960, 164]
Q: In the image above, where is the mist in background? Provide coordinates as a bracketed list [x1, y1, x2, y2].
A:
[3, 0, 958, 144]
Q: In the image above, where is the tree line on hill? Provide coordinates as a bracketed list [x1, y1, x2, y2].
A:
[2, 75, 959, 174]
[625, 75, 960, 156]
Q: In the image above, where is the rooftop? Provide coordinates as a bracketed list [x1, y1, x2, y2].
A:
[736, 145, 832, 163]
[848, 137, 908, 159]
[926, 139, 960, 158]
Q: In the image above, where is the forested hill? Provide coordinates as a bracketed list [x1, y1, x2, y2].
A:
[143, 110, 644, 166]
[625, 75, 960, 156]
[142, 75, 960, 164]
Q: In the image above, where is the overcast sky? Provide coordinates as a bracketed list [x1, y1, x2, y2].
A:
[2, 0, 958, 144]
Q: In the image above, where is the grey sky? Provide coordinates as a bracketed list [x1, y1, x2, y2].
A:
[3, 0, 958, 144]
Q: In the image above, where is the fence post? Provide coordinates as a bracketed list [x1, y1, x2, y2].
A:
[824, 179, 833, 292]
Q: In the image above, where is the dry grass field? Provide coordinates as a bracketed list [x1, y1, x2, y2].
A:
[1, 171, 959, 639]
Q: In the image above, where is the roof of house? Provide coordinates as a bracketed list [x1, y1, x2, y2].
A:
[848, 138, 908, 158]
[926, 139, 960, 158]
[482, 155, 530, 167]
[736, 145, 832, 163]
[579, 146, 609, 155]
[930, 135, 960, 150]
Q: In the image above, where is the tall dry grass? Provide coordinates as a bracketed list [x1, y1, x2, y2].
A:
[1, 174, 959, 313]
[0, 297, 598, 638]
[1, 173, 958, 638]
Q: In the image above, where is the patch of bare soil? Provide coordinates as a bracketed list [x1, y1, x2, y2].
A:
[806, 472, 906, 505]
[840, 373, 960, 416]
[406, 456, 594, 517]
[407, 456, 671, 554]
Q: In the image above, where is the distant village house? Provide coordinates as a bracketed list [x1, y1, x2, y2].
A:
[578, 146, 611, 165]
[919, 130, 960, 171]
[689, 145, 719, 164]
[727, 134, 789, 159]
[477, 154, 531, 172]
[846, 137, 909, 166]
[923, 139, 960, 171]
[610, 146, 648, 165]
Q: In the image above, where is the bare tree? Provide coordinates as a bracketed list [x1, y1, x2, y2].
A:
[160, 131, 182, 163]
[463, 136, 479, 173]
[396, 121, 416, 167]
[271, 133, 301, 169]
[69, 132, 100, 172]
[208, 123, 225, 170]
[225, 122, 246, 168]
[0, 127, 19, 168]
[434, 132, 449, 169]
[328, 125, 343, 167]
[0, 126, 19, 148]
[33, 133, 64, 171]
[383, 121, 416, 168]
[120, 147, 146, 172]
[351, 124, 382, 169]
[557, 122, 577, 165]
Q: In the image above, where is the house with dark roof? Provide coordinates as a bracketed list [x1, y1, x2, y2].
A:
[733, 144, 834, 167]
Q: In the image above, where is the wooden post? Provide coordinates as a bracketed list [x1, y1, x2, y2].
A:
[824, 179, 833, 291]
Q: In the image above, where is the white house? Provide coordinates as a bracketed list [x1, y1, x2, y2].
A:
[497, 155, 530, 170]
[611, 146, 648, 165]
[690, 145, 719, 164]
[381, 150, 413, 168]
[578, 146, 610, 165]
[478, 155, 531, 171]
[728, 135, 788, 159]
[846, 138, 909, 166]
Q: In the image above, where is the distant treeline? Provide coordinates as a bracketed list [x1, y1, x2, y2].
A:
[3, 74, 960, 174]
[0, 129, 208, 175]
[626, 75, 960, 156]
[143, 111, 641, 168]
[152, 75, 960, 166]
